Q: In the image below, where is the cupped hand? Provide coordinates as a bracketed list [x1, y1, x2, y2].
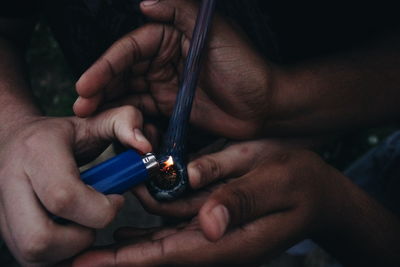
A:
[72, 140, 349, 266]
[74, 0, 276, 139]
[0, 106, 151, 266]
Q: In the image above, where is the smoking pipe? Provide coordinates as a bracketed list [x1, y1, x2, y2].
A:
[147, 0, 216, 200]
[76, 0, 216, 202]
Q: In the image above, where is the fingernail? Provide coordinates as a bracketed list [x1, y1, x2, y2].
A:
[209, 205, 230, 239]
[188, 165, 201, 188]
[141, 0, 159, 6]
[134, 128, 147, 143]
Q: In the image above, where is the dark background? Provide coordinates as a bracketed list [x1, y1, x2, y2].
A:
[0, 17, 395, 266]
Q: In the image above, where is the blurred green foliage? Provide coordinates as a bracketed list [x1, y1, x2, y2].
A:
[27, 23, 76, 117]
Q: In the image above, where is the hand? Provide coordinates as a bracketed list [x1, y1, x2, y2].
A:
[0, 106, 151, 266]
[72, 140, 350, 266]
[73, 0, 277, 139]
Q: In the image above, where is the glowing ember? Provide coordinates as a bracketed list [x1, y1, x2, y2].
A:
[152, 156, 180, 190]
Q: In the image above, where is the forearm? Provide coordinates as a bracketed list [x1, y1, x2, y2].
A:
[315, 174, 400, 266]
[0, 21, 41, 142]
[266, 30, 400, 136]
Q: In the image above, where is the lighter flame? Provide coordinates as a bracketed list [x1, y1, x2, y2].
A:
[164, 156, 174, 167]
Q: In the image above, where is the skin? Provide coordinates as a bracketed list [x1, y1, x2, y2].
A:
[71, 0, 400, 265]
[72, 140, 400, 267]
[1, 0, 400, 266]
[69, 0, 400, 265]
[73, 0, 274, 139]
[0, 18, 152, 266]
[75, 0, 400, 138]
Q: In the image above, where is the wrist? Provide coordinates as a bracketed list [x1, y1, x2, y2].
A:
[252, 62, 287, 137]
[261, 64, 318, 136]
[260, 64, 296, 135]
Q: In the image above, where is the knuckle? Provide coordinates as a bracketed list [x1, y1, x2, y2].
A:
[217, 186, 256, 225]
[95, 200, 118, 228]
[21, 120, 73, 151]
[120, 105, 138, 116]
[22, 129, 48, 151]
[116, 106, 142, 124]
[271, 150, 323, 195]
[199, 156, 221, 184]
[96, 216, 112, 229]
[97, 215, 114, 229]
[125, 34, 143, 62]
[19, 229, 52, 262]
[238, 145, 251, 157]
[45, 186, 75, 215]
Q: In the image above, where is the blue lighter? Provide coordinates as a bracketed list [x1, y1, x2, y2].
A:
[80, 150, 160, 195]
[80, 144, 189, 200]
[80, 149, 187, 201]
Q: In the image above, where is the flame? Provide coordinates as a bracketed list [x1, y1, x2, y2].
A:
[164, 156, 174, 168]
[160, 156, 175, 173]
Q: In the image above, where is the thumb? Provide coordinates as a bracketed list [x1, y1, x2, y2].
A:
[198, 165, 292, 241]
[140, 0, 200, 38]
[187, 142, 258, 189]
[73, 106, 152, 154]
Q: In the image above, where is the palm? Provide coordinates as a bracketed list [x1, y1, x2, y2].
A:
[73, 217, 272, 267]
[77, 19, 270, 139]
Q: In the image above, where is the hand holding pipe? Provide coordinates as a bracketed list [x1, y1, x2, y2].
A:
[147, 0, 216, 200]
[75, 0, 216, 201]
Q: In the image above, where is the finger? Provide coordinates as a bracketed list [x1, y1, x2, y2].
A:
[198, 164, 295, 241]
[188, 138, 229, 161]
[141, 0, 200, 39]
[187, 142, 258, 189]
[144, 123, 160, 150]
[0, 178, 95, 263]
[0, 203, 24, 264]
[25, 142, 125, 228]
[72, 217, 267, 267]
[132, 184, 210, 218]
[74, 75, 128, 117]
[74, 211, 306, 267]
[75, 106, 152, 154]
[75, 24, 165, 99]
[73, 94, 103, 118]
[73, 231, 206, 267]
